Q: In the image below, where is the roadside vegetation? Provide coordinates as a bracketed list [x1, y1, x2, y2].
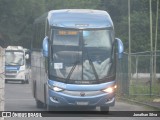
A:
[0, 0, 159, 53]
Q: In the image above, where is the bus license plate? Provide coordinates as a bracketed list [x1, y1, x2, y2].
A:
[77, 102, 88, 105]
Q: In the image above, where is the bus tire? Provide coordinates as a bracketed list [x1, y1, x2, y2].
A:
[5, 80, 8, 83]
[33, 81, 36, 98]
[26, 80, 29, 84]
[43, 84, 47, 108]
[36, 100, 44, 108]
[21, 80, 25, 84]
[45, 87, 53, 111]
[100, 106, 109, 113]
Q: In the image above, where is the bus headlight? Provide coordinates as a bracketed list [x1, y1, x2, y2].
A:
[102, 85, 117, 93]
[48, 84, 63, 92]
[53, 86, 63, 92]
[19, 66, 25, 71]
[102, 87, 113, 93]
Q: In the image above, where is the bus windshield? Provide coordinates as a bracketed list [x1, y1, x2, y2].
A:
[49, 28, 115, 83]
[5, 51, 24, 66]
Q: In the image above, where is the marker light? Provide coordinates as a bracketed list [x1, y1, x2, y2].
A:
[102, 87, 114, 93]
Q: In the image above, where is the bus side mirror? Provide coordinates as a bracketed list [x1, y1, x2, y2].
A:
[42, 36, 49, 57]
[25, 54, 29, 59]
[115, 38, 124, 59]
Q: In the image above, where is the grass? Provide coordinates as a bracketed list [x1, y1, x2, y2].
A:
[116, 80, 160, 104]
[130, 81, 160, 102]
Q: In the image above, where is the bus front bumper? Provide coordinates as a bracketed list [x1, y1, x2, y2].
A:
[5, 77, 26, 81]
[47, 89, 115, 107]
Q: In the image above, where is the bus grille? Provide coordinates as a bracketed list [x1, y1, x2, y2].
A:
[62, 90, 103, 96]
[5, 70, 17, 74]
[5, 70, 17, 78]
[5, 75, 16, 78]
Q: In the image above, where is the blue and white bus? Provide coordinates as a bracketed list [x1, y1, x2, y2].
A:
[31, 9, 124, 112]
[5, 46, 30, 84]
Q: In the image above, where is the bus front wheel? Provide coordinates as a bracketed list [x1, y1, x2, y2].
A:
[25, 79, 29, 84]
[47, 104, 53, 111]
[36, 100, 44, 108]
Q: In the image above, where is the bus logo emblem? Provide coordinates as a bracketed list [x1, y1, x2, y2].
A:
[80, 92, 85, 96]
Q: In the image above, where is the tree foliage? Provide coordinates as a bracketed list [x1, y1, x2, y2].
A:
[0, 0, 159, 52]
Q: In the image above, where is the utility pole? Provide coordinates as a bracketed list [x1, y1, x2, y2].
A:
[154, 0, 159, 82]
[128, 0, 131, 95]
[149, 0, 153, 97]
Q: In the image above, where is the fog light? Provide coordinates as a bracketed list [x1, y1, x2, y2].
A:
[50, 97, 59, 103]
[52, 96, 58, 101]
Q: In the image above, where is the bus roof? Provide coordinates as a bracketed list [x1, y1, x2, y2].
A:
[35, 9, 114, 29]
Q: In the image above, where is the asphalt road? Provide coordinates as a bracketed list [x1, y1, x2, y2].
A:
[4, 81, 160, 120]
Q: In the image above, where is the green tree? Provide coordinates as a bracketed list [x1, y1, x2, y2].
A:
[0, 0, 159, 52]
[45, 0, 100, 10]
[0, 0, 46, 48]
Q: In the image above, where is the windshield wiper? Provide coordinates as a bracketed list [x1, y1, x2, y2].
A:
[65, 61, 80, 83]
[85, 48, 99, 82]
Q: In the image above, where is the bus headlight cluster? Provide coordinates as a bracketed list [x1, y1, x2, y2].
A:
[102, 85, 117, 93]
[19, 66, 25, 71]
[53, 86, 63, 92]
[48, 84, 63, 92]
